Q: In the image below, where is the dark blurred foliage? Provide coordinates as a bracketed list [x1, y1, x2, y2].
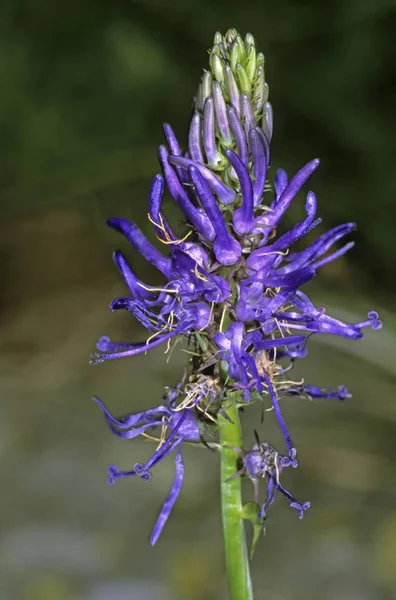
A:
[2, 0, 396, 299]
[1, 1, 396, 600]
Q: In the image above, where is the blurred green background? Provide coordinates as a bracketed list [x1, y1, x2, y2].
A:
[1, 1, 396, 599]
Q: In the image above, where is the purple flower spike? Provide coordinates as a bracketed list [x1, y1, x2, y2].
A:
[203, 97, 223, 167]
[188, 113, 205, 164]
[188, 165, 241, 265]
[226, 149, 255, 235]
[93, 29, 382, 544]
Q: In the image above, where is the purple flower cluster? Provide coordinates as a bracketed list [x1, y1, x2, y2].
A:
[93, 385, 203, 545]
[92, 29, 381, 544]
[228, 440, 309, 520]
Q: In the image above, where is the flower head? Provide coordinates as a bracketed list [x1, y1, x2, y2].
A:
[91, 29, 382, 543]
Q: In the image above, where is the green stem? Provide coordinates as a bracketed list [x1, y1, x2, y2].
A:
[219, 403, 254, 600]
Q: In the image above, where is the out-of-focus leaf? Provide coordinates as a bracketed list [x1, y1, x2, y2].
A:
[241, 501, 265, 558]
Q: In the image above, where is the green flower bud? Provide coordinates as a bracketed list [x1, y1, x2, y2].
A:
[191, 30, 271, 182]
[245, 44, 257, 82]
[236, 63, 251, 96]
[210, 50, 225, 85]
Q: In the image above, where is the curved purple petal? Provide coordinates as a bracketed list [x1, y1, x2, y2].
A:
[188, 165, 241, 265]
[254, 335, 307, 350]
[150, 447, 184, 545]
[113, 251, 153, 299]
[263, 373, 294, 455]
[169, 155, 236, 204]
[203, 97, 223, 167]
[148, 174, 177, 243]
[224, 65, 240, 114]
[162, 124, 182, 156]
[212, 80, 232, 144]
[249, 128, 269, 206]
[107, 218, 171, 277]
[261, 159, 320, 229]
[158, 146, 215, 240]
[240, 94, 255, 136]
[188, 113, 205, 164]
[227, 106, 248, 165]
[262, 102, 273, 142]
[92, 397, 170, 428]
[274, 169, 288, 201]
[91, 324, 193, 364]
[226, 149, 255, 235]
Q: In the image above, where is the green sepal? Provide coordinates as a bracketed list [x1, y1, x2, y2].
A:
[249, 388, 263, 405]
[241, 502, 266, 559]
[194, 331, 208, 353]
[245, 45, 257, 82]
[245, 33, 255, 46]
[210, 50, 225, 84]
[201, 71, 212, 105]
[233, 388, 262, 408]
[221, 386, 263, 411]
[230, 40, 243, 72]
[252, 65, 265, 114]
[235, 35, 246, 61]
[256, 52, 265, 68]
[236, 64, 251, 96]
[214, 31, 223, 45]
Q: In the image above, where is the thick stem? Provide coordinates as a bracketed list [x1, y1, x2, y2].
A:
[219, 403, 254, 600]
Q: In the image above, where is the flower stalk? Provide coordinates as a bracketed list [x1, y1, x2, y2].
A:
[219, 403, 254, 600]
